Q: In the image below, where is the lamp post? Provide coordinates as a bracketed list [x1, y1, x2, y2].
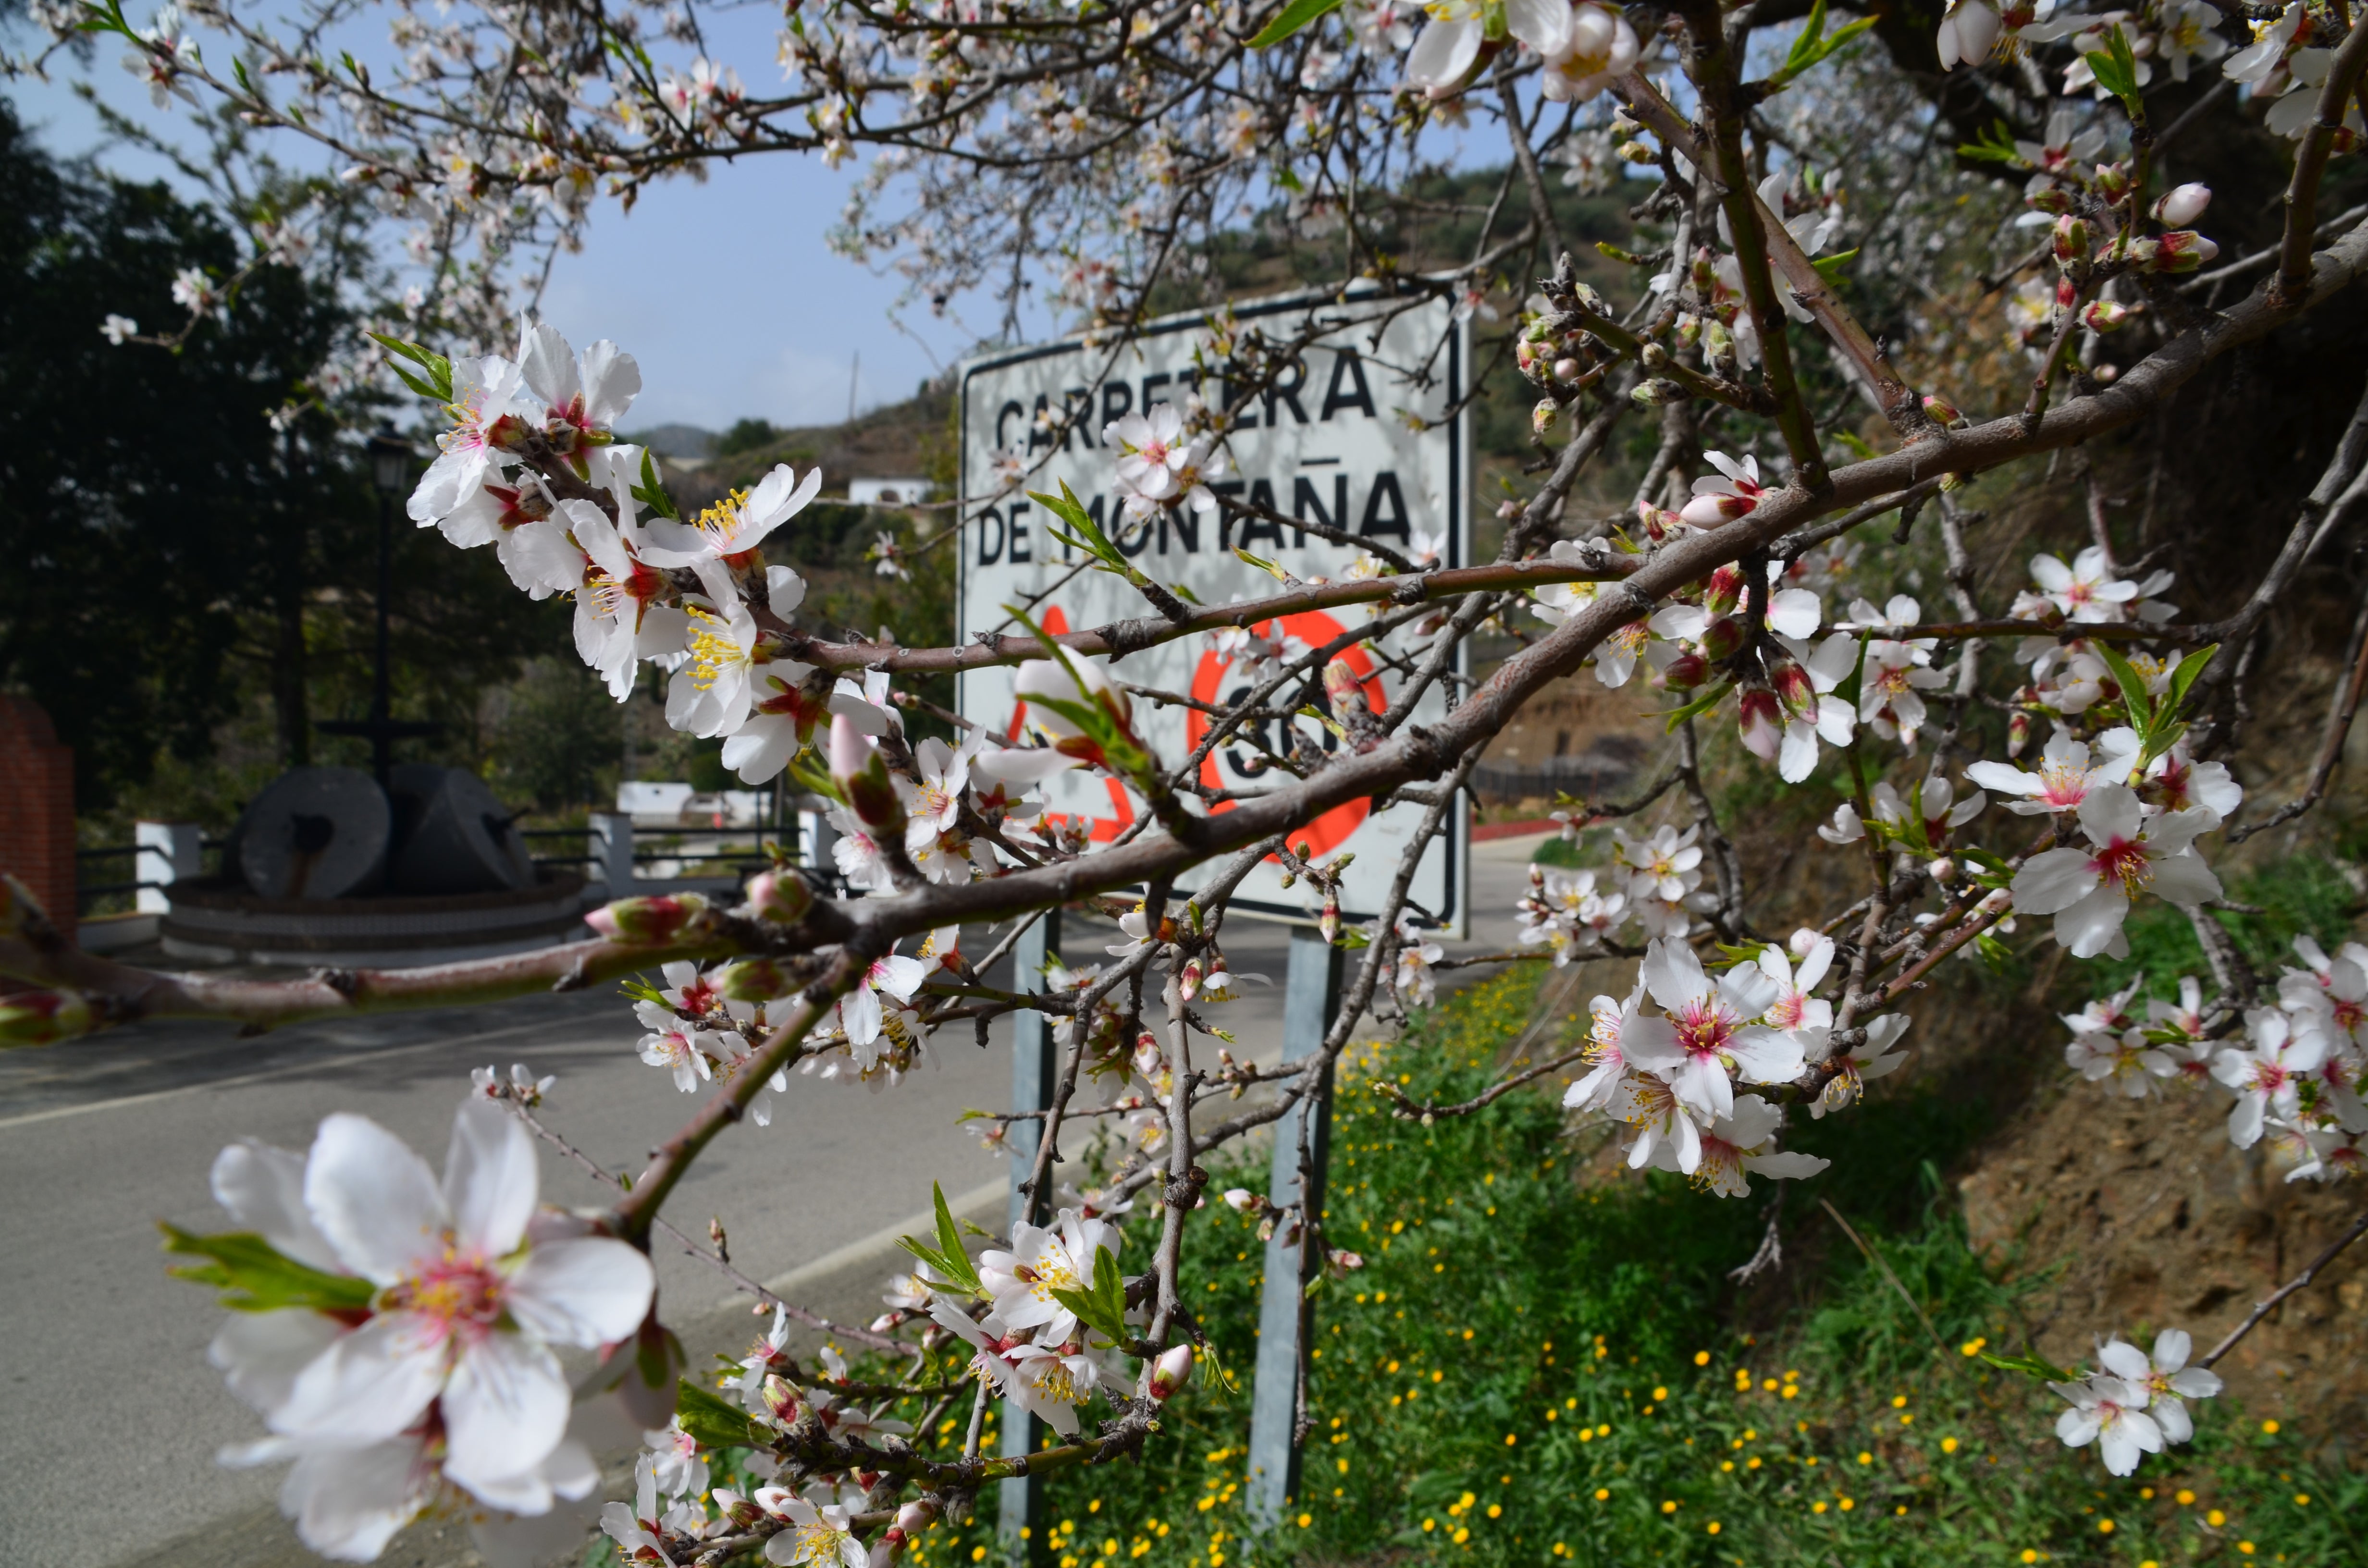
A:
[321, 428, 439, 786]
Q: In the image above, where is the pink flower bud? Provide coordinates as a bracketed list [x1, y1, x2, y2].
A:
[1553, 357, 1582, 381]
[2024, 187, 2071, 216]
[2149, 230, 2218, 273]
[1178, 957, 1203, 1001]
[1769, 657, 1815, 718]
[716, 958, 792, 1002]
[1702, 564, 1745, 615]
[1698, 615, 1745, 663]
[1737, 686, 1782, 762]
[1320, 895, 1340, 944]
[1928, 857, 1957, 884]
[1922, 393, 1965, 429]
[2007, 710, 2032, 759]
[1147, 1344, 1196, 1401]
[1323, 658, 1368, 716]
[2080, 299, 2130, 332]
[586, 893, 712, 945]
[1660, 650, 1708, 690]
[745, 868, 815, 924]
[2093, 161, 2130, 202]
[889, 1499, 938, 1544]
[2151, 182, 2211, 227]
[1222, 1188, 1267, 1214]
[1532, 399, 1559, 434]
[2051, 213, 2089, 266]
[829, 713, 906, 834]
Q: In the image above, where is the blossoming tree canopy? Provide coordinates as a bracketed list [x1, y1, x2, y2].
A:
[14, 0, 2368, 1557]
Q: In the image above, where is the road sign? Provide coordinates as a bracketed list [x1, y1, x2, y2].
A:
[956, 290, 1471, 931]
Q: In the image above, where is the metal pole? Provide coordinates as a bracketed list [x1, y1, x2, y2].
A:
[999, 908, 1059, 1561]
[1246, 926, 1344, 1531]
[372, 487, 393, 788]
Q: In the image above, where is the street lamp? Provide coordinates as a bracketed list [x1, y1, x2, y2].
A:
[321, 428, 439, 787]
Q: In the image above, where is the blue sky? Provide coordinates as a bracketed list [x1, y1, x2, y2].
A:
[3, 9, 983, 430]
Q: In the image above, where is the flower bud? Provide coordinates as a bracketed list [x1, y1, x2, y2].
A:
[2151, 182, 2211, 227]
[2080, 299, 2130, 332]
[1147, 1344, 1196, 1402]
[2149, 230, 2219, 273]
[1769, 657, 1815, 718]
[1697, 615, 1745, 663]
[761, 1373, 803, 1424]
[2007, 710, 2032, 759]
[1639, 341, 1669, 371]
[2093, 161, 2130, 202]
[745, 868, 814, 924]
[1922, 393, 1966, 429]
[1323, 658, 1368, 717]
[2051, 213, 2088, 268]
[1737, 685, 1782, 762]
[1788, 926, 1822, 958]
[829, 712, 906, 835]
[1320, 894, 1340, 944]
[1701, 564, 1744, 616]
[1553, 356, 1582, 382]
[1532, 398, 1559, 434]
[1327, 1248, 1365, 1276]
[1222, 1187, 1268, 1214]
[1178, 957, 1203, 1001]
[1690, 247, 1717, 294]
[715, 958, 793, 1002]
[2024, 186, 2072, 216]
[1573, 282, 1610, 316]
[1928, 857, 1957, 885]
[586, 892, 712, 945]
[888, 1499, 938, 1545]
[1515, 337, 1541, 371]
[0, 988, 92, 1046]
[1630, 378, 1689, 406]
[1660, 650, 1708, 690]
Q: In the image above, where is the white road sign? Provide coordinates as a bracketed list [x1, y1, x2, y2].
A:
[956, 291, 1471, 930]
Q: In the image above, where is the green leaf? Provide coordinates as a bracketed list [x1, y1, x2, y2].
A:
[2083, 25, 2143, 109]
[897, 1182, 982, 1297]
[1980, 1348, 2081, 1383]
[676, 1378, 765, 1449]
[1275, 164, 1305, 194]
[1957, 120, 2024, 165]
[1783, 0, 1830, 69]
[2092, 640, 2156, 733]
[1810, 248, 1859, 282]
[161, 1225, 376, 1314]
[631, 449, 681, 520]
[1656, 683, 1731, 733]
[2165, 642, 2219, 714]
[365, 331, 453, 403]
[1246, 0, 1344, 49]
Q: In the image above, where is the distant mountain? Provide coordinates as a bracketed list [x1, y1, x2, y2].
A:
[621, 422, 717, 459]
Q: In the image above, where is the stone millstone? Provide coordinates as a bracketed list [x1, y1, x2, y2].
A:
[234, 767, 392, 900]
[387, 764, 533, 895]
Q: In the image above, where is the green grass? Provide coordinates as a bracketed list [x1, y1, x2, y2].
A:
[640, 971, 2364, 1568]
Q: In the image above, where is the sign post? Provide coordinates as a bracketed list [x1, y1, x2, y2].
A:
[1245, 926, 1343, 1529]
[956, 291, 1471, 1537]
[998, 911, 1058, 1561]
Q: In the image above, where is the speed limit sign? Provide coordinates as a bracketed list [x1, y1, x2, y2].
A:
[955, 289, 1469, 931]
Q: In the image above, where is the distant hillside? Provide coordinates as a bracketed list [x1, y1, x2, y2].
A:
[661, 381, 954, 514]
[620, 422, 717, 460]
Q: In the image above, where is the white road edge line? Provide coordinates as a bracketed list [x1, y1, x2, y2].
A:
[0, 1016, 596, 1133]
[719, 1178, 1008, 1318]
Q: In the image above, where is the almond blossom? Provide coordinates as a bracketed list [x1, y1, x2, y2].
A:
[1967, 729, 2131, 816]
[1806, 1014, 1912, 1118]
[2051, 1373, 2164, 1476]
[1678, 451, 1769, 527]
[2010, 784, 2222, 958]
[2212, 1008, 2329, 1147]
[1622, 939, 1803, 1121]
[1648, 1093, 1830, 1198]
[978, 1208, 1119, 1344]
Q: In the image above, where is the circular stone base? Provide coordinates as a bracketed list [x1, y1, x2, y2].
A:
[158, 873, 589, 968]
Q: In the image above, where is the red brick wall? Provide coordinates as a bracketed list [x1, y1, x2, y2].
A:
[0, 695, 76, 946]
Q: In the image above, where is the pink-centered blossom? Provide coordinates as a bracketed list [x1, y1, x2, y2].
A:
[2011, 784, 2222, 958]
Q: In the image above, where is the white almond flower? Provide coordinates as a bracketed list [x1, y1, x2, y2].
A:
[267, 1101, 655, 1496]
[2103, 1329, 2222, 1442]
[2212, 1008, 2329, 1148]
[1565, 982, 1648, 1112]
[761, 1493, 870, 1568]
[926, 1302, 1090, 1435]
[2051, 1374, 2163, 1476]
[1936, 0, 2002, 70]
[1541, 0, 1639, 101]
[2010, 784, 2221, 958]
[407, 353, 530, 530]
[1621, 939, 1803, 1122]
[515, 318, 641, 450]
[1967, 729, 2134, 816]
[1807, 1014, 1912, 1118]
[979, 1208, 1120, 1344]
[640, 463, 822, 610]
[1757, 935, 1834, 1034]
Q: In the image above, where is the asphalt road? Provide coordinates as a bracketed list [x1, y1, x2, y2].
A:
[0, 834, 1541, 1568]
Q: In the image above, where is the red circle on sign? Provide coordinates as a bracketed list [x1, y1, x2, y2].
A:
[1185, 610, 1382, 860]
